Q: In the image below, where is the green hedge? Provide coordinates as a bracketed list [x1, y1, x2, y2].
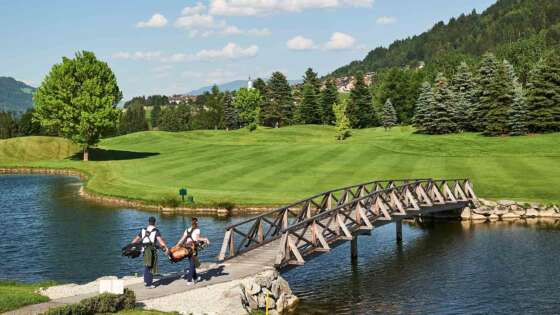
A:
[41, 289, 135, 315]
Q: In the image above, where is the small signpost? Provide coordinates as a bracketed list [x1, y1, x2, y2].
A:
[179, 188, 188, 202]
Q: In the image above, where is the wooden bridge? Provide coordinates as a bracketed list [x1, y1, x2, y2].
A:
[218, 178, 479, 269]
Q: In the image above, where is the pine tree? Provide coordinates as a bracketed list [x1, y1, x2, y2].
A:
[299, 82, 322, 124]
[526, 53, 560, 133]
[119, 103, 148, 135]
[223, 92, 239, 130]
[346, 72, 374, 128]
[508, 82, 528, 136]
[382, 99, 398, 131]
[262, 72, 293, 127]
[333, 100, 351, 141]
[303, 68, 321, 96]
[253, 78, 268, 97]
[427, 73, 458, 134]
[451, 62, 478, 131]
[151, 104, 161, 129]
[473, 53, 499, 131]
[483, 61, 514, 136]
[413, 82, 434, 132]
[320, 78, 338, 125]
[0, 111, 17, 139]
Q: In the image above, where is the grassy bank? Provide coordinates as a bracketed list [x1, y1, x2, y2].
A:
[0, 281, 53, 312]
[1, 125, 559, 206]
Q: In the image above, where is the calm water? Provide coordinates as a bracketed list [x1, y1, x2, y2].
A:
[2, 175, 560, 314]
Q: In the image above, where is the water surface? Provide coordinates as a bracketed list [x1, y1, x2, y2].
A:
[2, 175, 559, 314]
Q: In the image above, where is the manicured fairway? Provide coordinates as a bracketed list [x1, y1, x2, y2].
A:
[1, 125, 559, 206]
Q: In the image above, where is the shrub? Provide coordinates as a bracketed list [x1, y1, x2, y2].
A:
[41, 289, 135, 315]
[160, 195, 181, 208]
[215, 201, 235, 211]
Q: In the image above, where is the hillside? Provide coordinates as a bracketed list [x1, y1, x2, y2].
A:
[1, 126, 559, 206]
[0, 77, 35, 112]
[332, 0, 560, 79]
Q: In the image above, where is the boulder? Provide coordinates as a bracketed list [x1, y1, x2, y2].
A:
[524, 208, 539, 218]
[492, 207, 508, 216]
[254, 269, 278, 289]
[488, 213, 499, 221]
[480, 199, 497, 207]
[271, 281, 280, 299]
[538, 209, 557, 217]
[474, 206, 492, 214]
[497, 200, 516, 207]
[471, 213, 487, 221]
[276, 276, 292, 296]
[460, 207, 471, 220]
[530, 202, 541, 209]
[246, 291, 258, 310]
[501, 212, 520, 220]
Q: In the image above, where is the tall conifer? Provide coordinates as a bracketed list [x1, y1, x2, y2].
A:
[483, 61, 514, 136]
[346, 72, 374, 128]
[413, 82, 434, 133]
[428, 73, 457, 134]
[474, 53, 499, 131]
[382, 99, 398, 131]
[320, 78, 338, 125]
[526, 53, 560, 132]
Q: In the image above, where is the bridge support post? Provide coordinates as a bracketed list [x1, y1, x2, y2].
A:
[396, 220, 403, 243]
[351, 237, 358, 262]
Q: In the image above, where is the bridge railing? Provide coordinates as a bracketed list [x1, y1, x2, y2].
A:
[219, 178, 440, 261]
[273, 178, 478, 266]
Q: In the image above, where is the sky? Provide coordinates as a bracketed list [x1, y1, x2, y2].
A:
[0, 0, 496, 100]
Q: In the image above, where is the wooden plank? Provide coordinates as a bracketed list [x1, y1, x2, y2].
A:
[218, 229, 232, 261]
[287, 235, 305, 264]
[337, 214, 353, 240]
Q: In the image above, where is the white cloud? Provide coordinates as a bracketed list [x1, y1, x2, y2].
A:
[286, 36, 316, 50]
[247, 28, 271, 36]
[376, 16, 397, 25]
[112, 51, 162, 60]
[196, 42, 259, 60]
[136, 13, 168, 28]
[325, 32, 356, 50]
[209, 0, 373, 16]
[222, 25, 242, 35]
[182, 2, 207, 15]
[175, 14, 226, 29]
[162, 43, 259, 63]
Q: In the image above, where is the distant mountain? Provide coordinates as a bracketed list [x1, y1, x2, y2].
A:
[188, 79, 302, 96]
[0, 77, 35, 112]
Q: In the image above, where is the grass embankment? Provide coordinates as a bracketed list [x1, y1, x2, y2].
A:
[0, 281, 53, 313]
[1, 125, 559, 206]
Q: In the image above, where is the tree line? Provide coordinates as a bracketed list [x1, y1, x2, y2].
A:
[413, 52, 560, 135]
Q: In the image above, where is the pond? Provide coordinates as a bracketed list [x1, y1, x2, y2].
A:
[2, 175, 559, 314]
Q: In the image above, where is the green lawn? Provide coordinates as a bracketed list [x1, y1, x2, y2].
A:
[1, 125, 559, 206]
[0, 281, 53, 313]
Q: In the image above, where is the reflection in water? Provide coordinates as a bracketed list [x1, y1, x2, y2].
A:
[2, 175, 560, 314]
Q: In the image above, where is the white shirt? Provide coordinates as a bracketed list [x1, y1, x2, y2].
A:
[184, 227, 200, 244]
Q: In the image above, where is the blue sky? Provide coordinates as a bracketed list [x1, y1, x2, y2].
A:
[0, 0, 496, 100]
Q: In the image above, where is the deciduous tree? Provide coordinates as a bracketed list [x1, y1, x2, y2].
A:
[33, 51, 122, 160]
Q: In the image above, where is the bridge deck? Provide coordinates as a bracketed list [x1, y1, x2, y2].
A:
[219, 179, 478, 269]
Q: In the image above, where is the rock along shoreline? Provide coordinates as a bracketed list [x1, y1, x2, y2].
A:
[0, 167, 272, 215]
[460, 198, 560, 221]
